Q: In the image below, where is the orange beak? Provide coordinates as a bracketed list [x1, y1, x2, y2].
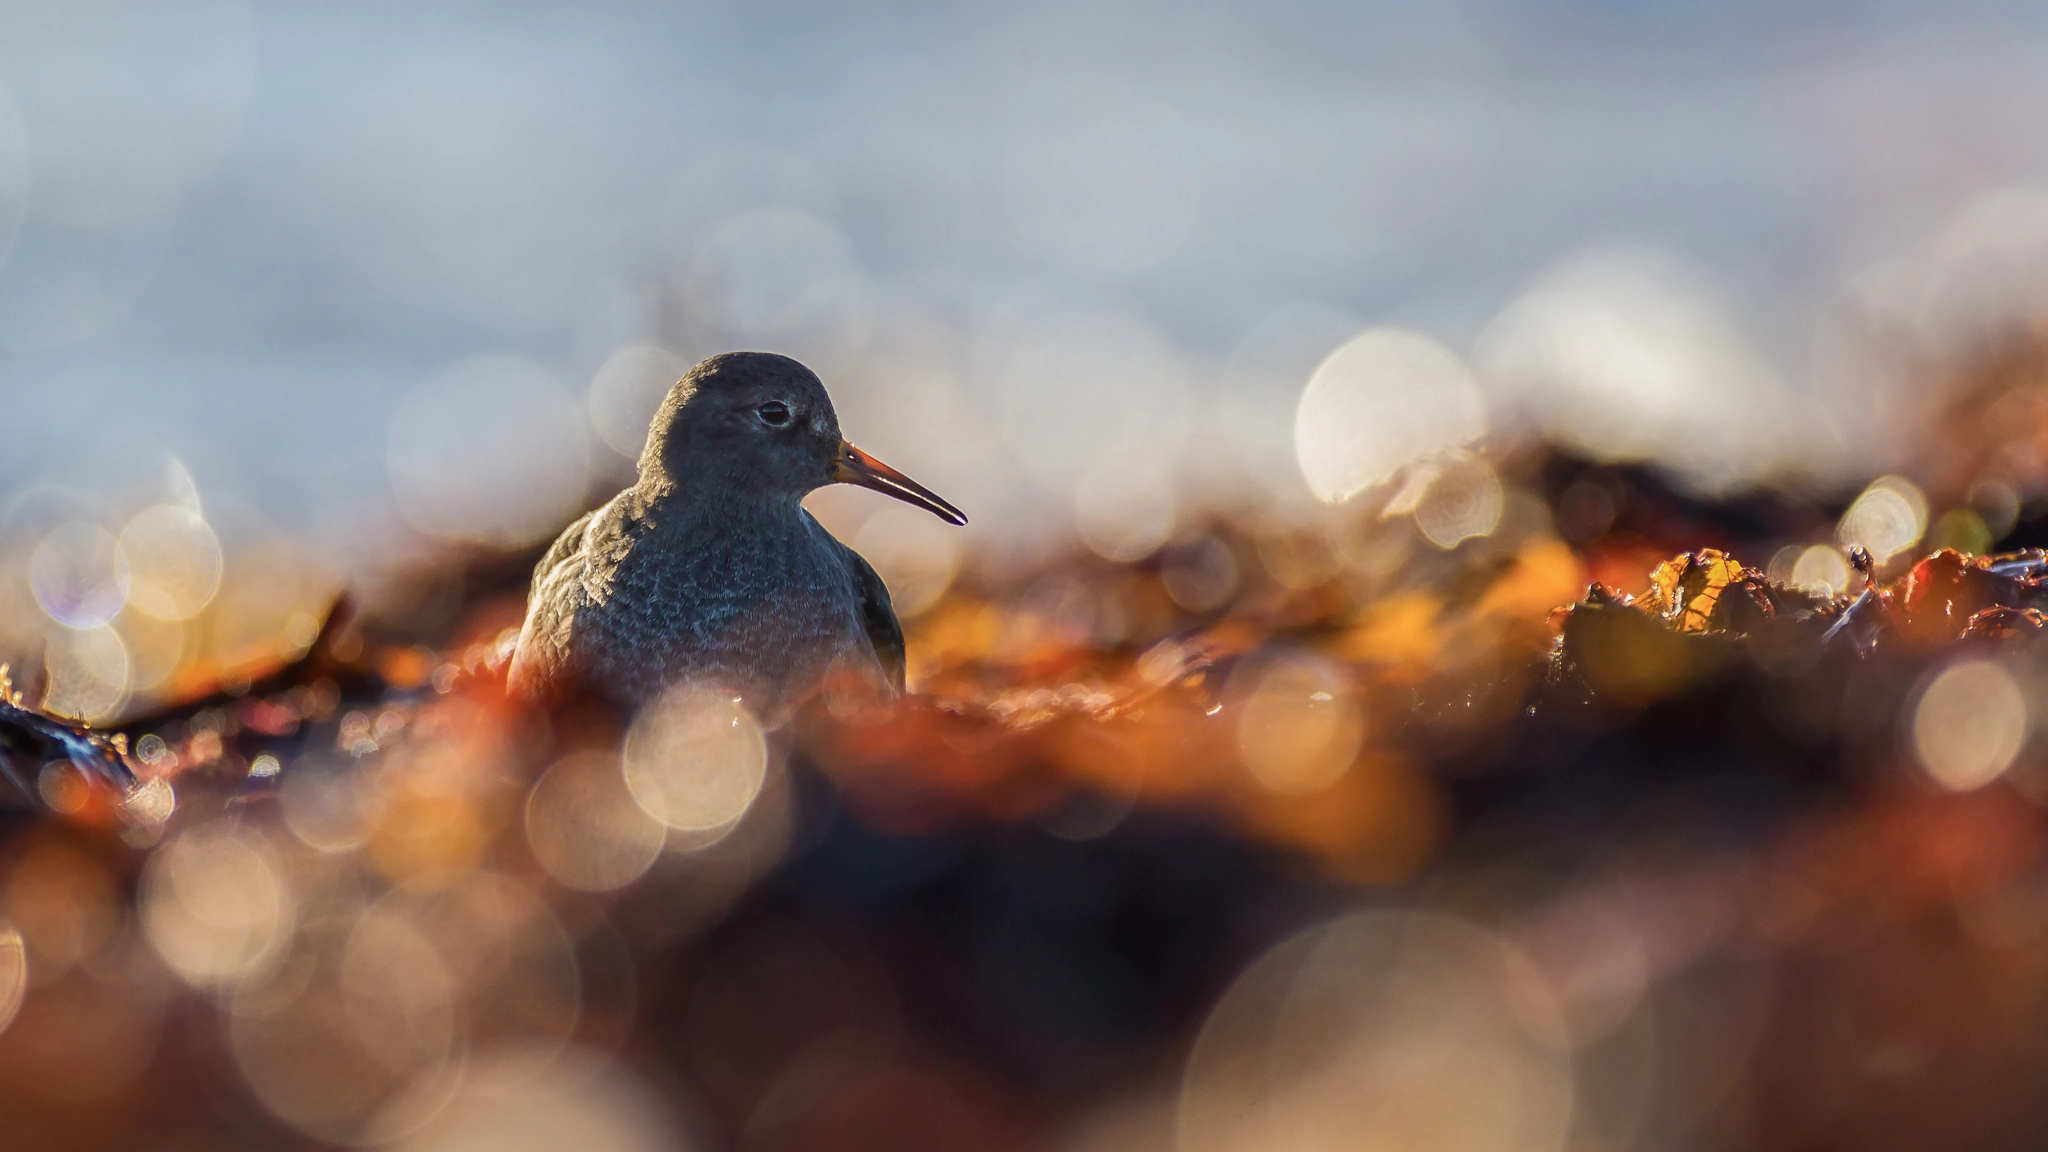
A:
[831, 443, 967, 526]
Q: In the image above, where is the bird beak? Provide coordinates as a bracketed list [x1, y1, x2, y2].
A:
[832, 443, 968, 525]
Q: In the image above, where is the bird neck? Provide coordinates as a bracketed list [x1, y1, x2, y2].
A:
[630, 474, 812, 534]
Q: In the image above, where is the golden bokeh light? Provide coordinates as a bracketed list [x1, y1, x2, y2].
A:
[1790, 544, 1852, 597]
[112, 607, 186, 694]
[140, 822, 294, 988]
[1180, 909, 1572, 1152]
[201, 535, 336, 670]
[1411, 453, 1505, 550]
[118, 503, 223, 620]
[371, 871, 582, 1069]
[0, 921, 23, 1035]
[40, 623, 129, 722]
[1233, 652, 1365, 796]
[1293, 328, 1486, 506]
[387, 1045, 681, 1152]
[230, 914, 461, 1145]
[623, 685, 770, 836]
[226, 867, 588, 1144]
[120, 775, 176, 828]
[36, 764, 91, 815]
[395, 869, 581, 1041]
[1837, 475, 1928, 565]
[280, 755, 389, 853]
[342, 908, 460, 1074]
[1912, 659, 2027, 792]
[525, 750, 668, 893]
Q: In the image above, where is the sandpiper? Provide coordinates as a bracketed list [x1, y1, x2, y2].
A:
[508, 352, 966, 722]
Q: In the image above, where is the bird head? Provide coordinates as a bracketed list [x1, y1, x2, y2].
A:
[642, 351, 967, 525]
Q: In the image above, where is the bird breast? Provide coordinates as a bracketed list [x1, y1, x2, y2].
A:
[570, 507, 873, 718]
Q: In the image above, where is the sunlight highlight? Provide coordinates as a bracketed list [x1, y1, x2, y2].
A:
[40, 624, 129, 722]
[525, 750, 668, 892]
[1294, 328, 1486, 505]
[141, 822, 293, 989]
[1180, 909, 1572, 1152]
[0, 921, 24, 1034]
[1234, 652, 1364, 796]
[119, 503, 223, 620]
[1410, 453, 1505, 549]
[1912, 659, 2026, 792]
[623, 685, 770, 837]
[1791, 545, 1853, 597]
[1838, 476, 1928, 565]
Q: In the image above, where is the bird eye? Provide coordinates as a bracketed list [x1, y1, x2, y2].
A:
[756, 401, 792, 427]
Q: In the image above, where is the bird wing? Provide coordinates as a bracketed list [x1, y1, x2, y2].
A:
[508, 508, 596, 701]
[533, 508, 597, 595]
[843, 542, 906, 692]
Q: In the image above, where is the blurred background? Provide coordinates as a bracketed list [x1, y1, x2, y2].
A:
[10, 1, 2048, 1149]
[8, 0, 2048, 561]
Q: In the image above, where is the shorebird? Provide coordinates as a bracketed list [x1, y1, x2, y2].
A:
[508, 352, 966, 722]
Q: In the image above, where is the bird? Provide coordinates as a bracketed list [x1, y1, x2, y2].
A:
[507, 351, 966, 724]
